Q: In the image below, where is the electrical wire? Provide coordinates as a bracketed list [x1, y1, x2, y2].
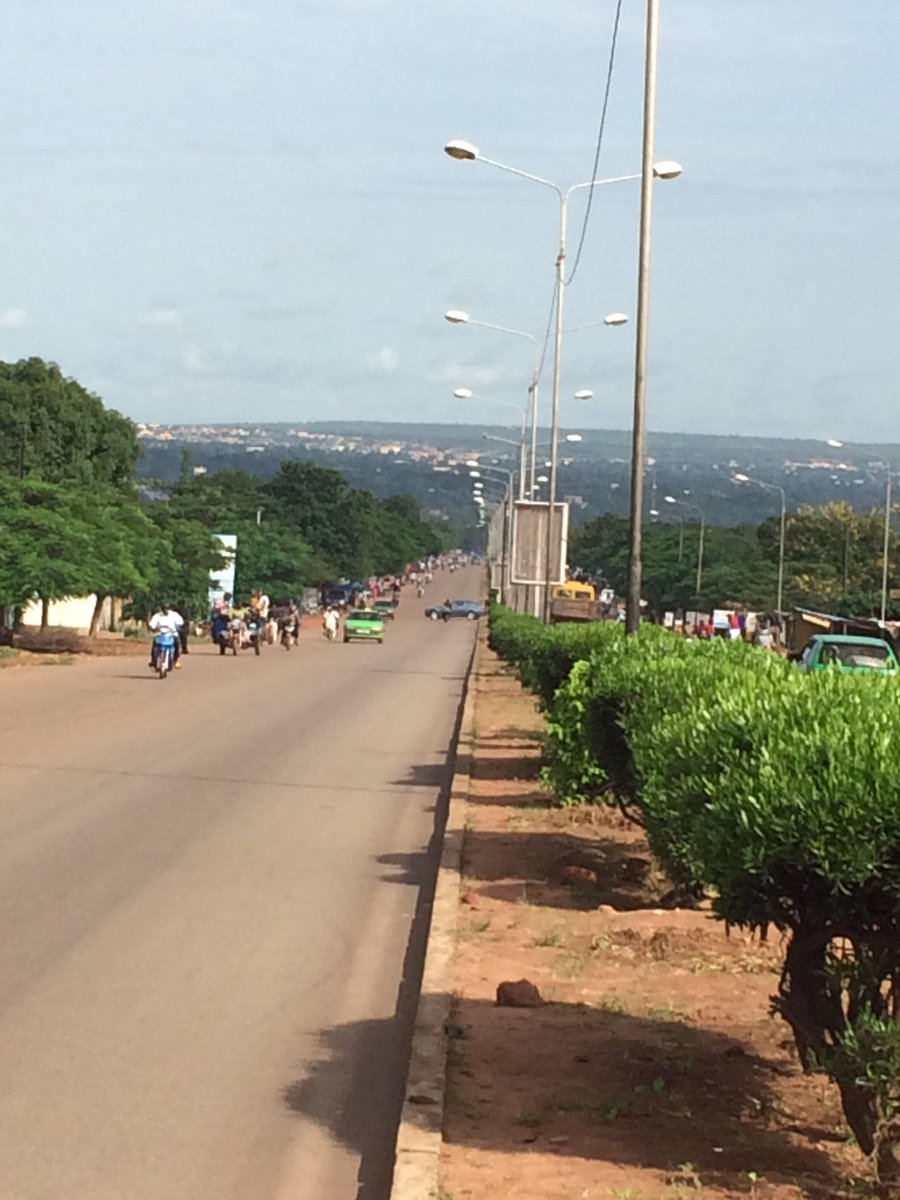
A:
[565, 0, 624, 287]
[534, 275, 559, 389]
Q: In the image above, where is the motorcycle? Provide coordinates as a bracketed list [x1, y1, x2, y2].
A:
[280, 616, 298, 650]
[154, 631, 177, 679]
[246, 618, 262, 656]
[227, 617, 244, 656]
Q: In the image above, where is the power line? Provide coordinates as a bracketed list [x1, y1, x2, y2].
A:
[566, 0, 625, 287]
[534, 275, 559, 389]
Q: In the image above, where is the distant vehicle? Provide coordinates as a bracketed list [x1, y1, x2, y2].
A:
[325, 584, 355, 609]
[372, 599, 396, 620]
[343, 609, 385, 644]
[796, 634, 898, 674]
[425, 599, 486, 622]
[549, 582, 601, 624]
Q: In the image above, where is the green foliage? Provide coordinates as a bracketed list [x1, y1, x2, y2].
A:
[172, 463, 445, 590]
[571, 502, 900, 616]
[488, 604, 900, 1174]
[0, 357, 138, 487]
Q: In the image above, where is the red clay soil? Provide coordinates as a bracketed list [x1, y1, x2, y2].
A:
[439, 640, 875, 1200]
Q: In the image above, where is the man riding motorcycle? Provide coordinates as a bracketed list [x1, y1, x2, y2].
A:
[149, 603, 184, 670]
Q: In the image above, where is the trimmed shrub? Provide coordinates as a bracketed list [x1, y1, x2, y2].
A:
[488, 603, 900, 1177]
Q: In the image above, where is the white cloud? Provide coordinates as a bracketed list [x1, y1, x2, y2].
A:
[183, 343, 212, 374]
[368, 345, 399, 373]
[429, 361, 511, 389]
[0, 308, 28, 329]
[139, 307, 182, 328]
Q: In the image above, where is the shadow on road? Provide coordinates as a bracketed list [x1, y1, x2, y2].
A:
[280, 993, 841, 1199]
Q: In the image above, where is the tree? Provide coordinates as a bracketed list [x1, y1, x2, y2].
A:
[0, 479, 95, 628]
[0, 358, 139, 488]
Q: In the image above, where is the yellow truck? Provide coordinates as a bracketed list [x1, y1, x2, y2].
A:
[549, 582, 602, 624]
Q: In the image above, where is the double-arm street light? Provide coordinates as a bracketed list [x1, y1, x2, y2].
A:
[446, 312, 540, 494]
[454, 388, 527, 497]
[733, 473, 787, 615]
[446, 309, 626, 498]
[445, 137, 680, 620]
[665, 495, 705, 597]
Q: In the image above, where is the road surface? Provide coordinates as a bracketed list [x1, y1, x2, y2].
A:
[0, 569, 481, 1200]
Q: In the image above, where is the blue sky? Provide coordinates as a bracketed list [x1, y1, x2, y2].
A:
[1, 0, 898, 439]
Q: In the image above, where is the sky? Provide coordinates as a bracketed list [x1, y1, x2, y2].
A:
[1, 0, 899, 440]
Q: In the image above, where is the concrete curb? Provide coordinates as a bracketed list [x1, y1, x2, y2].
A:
[389, 628, 482, 1200]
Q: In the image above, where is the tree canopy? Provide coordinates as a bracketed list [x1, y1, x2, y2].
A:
[0, 358, 139, 487]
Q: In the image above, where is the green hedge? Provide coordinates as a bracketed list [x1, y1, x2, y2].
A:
[489, 605, 900, 1178]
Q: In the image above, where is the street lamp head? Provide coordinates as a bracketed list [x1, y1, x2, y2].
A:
[649, 508, 659, 517]
[664, 495, 677, 504]
[653, 160, 683, 180]
[574, 389, 593, 400]
[604, 312, 629, 327]
[827, 438, 843, 449]
[454, 387, 473, 399]
[537, 474, 549, 483]
[445, 310, 470, 324]
[465, 459, 479, 468]
[733, 473, 751, 483]
[565, 433, 583, 443]
[469, 470, 482, 478]
[444, 139, 479, 161]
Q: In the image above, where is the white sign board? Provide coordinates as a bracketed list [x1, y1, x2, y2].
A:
[209, 533, 237, 606]
[511, 501, 569, 586]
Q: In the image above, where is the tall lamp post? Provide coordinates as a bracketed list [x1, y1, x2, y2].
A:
[733, 473, 786, 615]
[444, 138, 679, 621]
[665, 495, 705, 597]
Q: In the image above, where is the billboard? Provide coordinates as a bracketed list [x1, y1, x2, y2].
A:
[209, 534, 237, 605]
[510, 501, 569, 586]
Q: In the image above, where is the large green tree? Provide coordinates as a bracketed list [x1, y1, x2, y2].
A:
[0, 358, 139, 487]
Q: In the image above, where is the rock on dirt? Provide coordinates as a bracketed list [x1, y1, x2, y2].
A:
[496, 979, 545, 1008]
[560, 864, 598, 886]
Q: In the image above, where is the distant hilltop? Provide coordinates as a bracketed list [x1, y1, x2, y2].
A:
[134, 421, 899, 528]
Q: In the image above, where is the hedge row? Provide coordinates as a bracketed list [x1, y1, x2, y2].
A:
[488, 604, 900, 1179]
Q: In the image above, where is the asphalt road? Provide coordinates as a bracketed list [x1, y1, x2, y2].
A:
[0, 568, 481, 1200]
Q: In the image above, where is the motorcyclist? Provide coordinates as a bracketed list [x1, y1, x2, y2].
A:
[245, 606, 262, 649]
[148, 603, 184, 669]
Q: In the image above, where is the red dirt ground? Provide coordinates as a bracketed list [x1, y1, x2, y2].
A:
[439, 640, 877, 1200]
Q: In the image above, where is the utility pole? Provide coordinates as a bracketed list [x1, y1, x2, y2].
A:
[626, 0, 660, 634]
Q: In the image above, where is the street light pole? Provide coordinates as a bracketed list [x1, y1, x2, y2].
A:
[444, 139, 677, 623]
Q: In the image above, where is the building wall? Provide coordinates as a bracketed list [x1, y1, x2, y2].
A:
[19, 595, 115, 633]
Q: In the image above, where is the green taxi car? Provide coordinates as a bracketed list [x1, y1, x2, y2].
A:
[343, 609, 385, 644]
[372, 598, 396, 620]
[796, 634, 898, 674]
